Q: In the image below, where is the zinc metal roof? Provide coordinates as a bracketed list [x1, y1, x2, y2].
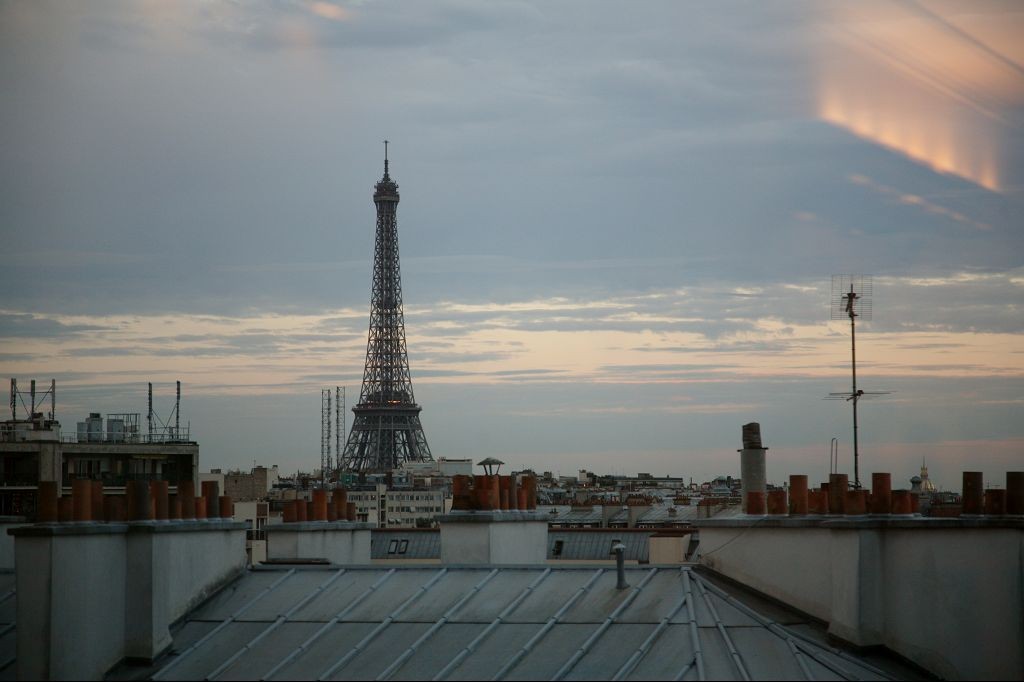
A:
[547, 507, 605, 526]
[149, 565, 896, 681]
[548, 531, 650, 562]
[369, 530, 653, 562]
[371, 531, 442, 560]
[0, 572, 14, 681]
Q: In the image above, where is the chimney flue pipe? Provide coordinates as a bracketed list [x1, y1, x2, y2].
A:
[613, 543, 628, 590]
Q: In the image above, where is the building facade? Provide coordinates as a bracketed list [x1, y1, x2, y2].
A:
[1, 413, 198, 517]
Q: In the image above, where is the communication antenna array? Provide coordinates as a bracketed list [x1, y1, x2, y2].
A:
[321, 389, 332, 484]
[830, 275, 873, 322]
[824, 275, 889, 489]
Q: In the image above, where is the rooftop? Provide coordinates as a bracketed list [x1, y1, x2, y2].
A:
[125, 564, 917, 681]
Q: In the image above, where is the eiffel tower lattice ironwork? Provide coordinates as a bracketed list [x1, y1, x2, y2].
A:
[339, 143, 434, 473]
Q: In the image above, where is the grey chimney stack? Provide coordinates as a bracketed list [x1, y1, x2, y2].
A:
[739, 422, 768, 514]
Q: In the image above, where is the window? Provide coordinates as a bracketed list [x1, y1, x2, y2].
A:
[398, 540, 409, 555]
[387, 539, 399, 554]
[552, 540, 564, 557]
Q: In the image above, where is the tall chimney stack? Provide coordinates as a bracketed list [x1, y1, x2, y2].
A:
[739, 422, 768, 514]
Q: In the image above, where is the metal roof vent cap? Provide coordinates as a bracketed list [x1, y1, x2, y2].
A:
[613, 543, 628, 589]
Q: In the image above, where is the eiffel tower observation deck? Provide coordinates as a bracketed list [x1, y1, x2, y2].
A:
[339, 143, 434, 473]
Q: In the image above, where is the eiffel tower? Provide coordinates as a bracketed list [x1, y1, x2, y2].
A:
[339, 143, 434, 473]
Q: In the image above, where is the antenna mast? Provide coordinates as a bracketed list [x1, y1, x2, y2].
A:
[321, 388, 332, 484]
[826, 275, 887, 489]
[175, 380, 181, 440]
[335, 386, 344, 471]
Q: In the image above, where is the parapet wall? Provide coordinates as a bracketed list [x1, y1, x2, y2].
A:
[695, 516, 1024, 680]
[11, 520, 247, 680]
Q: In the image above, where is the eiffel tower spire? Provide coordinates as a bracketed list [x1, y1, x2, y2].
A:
[339, 145, 433, 473]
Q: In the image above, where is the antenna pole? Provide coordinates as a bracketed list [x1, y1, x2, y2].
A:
[849, 286, 861, 489]
[175, 380, 181, 440]
[148, 383, 153, 441]
[335, 386, 341, 475]
[30, 380, 36, 417]
[51, 379, 56, 421]
[10, 379, 16, 421]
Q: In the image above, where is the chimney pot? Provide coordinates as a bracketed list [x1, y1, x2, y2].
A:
[151, 480, 169, 521]
[37, 481, 58, 523]
[128, 480, 152, 521]
[91, 481, 105, 522]
[104, 495, 126, 522]
[1005, 472, 1024, 514]
[178, 480, 196, 520]
[962, 472, 984, 515]
[845, 489, 867, 515]
[312, 489, 328, 521]
[219, 495, 233, 520]
[201, 480, 220, 519]
[892, 490, 912, 515]
[58, 496, 73, 522]
[788, 475, 808, 515]
[741, 422, 762, 449]
[870, 473, 892, 514]
[828, 474, 848, 514]
[767, 489, 788, 515]
[984, 489, 1007, 516]
[72, 479, 92, 522]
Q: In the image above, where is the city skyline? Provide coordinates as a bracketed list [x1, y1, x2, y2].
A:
[1, 1, 1022, 490]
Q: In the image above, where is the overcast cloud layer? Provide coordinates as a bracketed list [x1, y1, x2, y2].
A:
[1, 0, 1022, 489]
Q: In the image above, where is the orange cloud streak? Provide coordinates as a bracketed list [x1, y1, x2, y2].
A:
[816, 2, 1023, 192]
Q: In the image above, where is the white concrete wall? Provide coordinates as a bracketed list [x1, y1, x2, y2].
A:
[648, 534, 691, 564]
[881, 528, 1023, 680]
[697, 522, 1024, 680]
[266, 523, 372, 565]
[489, 521, 548, 564]
[0, 519, 29, 571]
[125, 525, 247, 660]
[16, 530, 128, 681]
[14, 520, 247, 680]
[440, 523, 489, 564]
[440, 515, 548, 565]
[699, 527, 833, 620]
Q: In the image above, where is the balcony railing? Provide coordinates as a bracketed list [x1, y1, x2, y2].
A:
[0, 474, 41, 487]
[61, 473, 180, 487]
[60, 428, 194, 445]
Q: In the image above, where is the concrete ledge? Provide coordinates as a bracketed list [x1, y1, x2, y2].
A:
[9, 519, 247, 537]
[437, 511, 547, 523]
[694, 515, 1024, 529]
[267, 521, 374, 532]
[266, 522, 372, 565]
[128, 519, 248, 533]
[11, 522, 130, 536]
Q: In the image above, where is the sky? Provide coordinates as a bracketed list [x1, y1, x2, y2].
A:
[1, 0, 1022, 491]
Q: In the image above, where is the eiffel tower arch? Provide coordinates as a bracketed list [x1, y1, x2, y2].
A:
[338, 144, 434, 473]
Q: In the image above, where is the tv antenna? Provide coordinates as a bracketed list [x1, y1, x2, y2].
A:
[824, 275, 889, 489]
